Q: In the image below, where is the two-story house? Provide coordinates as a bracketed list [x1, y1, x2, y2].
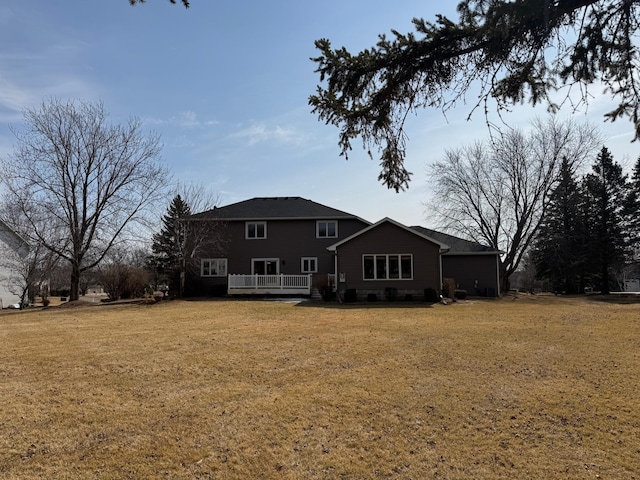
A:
[187, 197, 370, 295]
[187, 196, 501, 299]
[0, 219, 30, 308]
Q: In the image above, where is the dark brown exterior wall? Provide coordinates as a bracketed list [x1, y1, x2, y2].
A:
[194, 217, 369, 295]
[442, 254, 500, 297]
[335, 222, 442, 298]
[224, 218, 367, 274]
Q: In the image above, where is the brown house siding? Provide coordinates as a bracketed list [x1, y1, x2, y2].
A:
[442, 254, 500, 297]
[194, 217, 368, 295]
[335, 222, 442, 300]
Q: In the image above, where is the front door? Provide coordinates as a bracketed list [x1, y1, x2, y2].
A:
[252, 258, 279, 275]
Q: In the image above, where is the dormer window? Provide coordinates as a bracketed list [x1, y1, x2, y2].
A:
[317, 220, 337, 238]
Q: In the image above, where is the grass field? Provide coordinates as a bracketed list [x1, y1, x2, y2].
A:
[1, 295, 639, 479]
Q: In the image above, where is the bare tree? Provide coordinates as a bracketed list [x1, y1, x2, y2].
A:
[0, 241, 58, 309]
[0, 99, 169, 301]
[0, 208, 60, 308]
[428, 117, 601, 292]
[150, 183, 225, 297]
[98, 247, 150, 301]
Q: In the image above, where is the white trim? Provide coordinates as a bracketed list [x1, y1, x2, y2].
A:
[245, 221, 267, 239]
[316, 220, 338, 238]
[327, 217, 449, 252]
[301, 257, 318, 273]
[201, 258, 228, 277]
[251, 258, 279, 275]
[362, 254, 413, 281]
[228, 274, 312, 295]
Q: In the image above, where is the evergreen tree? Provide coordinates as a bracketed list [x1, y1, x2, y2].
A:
[311, 1, 640, 190]
[130, 0, 189, 7]
[582, 147, 628, 294]
[150, 195, 192, 295]
[150, 193, 226, 297]
[532, 157, 584, 293]
[624, 157, 640, 259]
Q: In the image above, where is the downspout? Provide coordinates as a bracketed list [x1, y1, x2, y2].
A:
[439, 248, 449, 295]
[333, 248, 343, 304]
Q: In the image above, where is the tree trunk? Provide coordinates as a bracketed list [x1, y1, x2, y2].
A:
[499, 263, 510, 295]
[70, 263, 81, 302]
[601, 261, 610, 295]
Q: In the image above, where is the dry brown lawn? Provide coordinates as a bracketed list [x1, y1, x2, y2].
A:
[0, 295, 639, 479]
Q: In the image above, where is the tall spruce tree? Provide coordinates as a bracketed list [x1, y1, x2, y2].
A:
[151, 195, 192, 295]
[532, 157, 584, 293]
[582, 147, 628, 294]
[624, 157, 640, 259]
[311, 1, 640, 190]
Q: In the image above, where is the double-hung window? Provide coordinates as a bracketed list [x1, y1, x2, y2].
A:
[363, 254, 413, 280]
[201, 258, 228, 277]
[316, 220, 337, 238]
[301, 257, 318, 273]
[246, 221, 266, 239]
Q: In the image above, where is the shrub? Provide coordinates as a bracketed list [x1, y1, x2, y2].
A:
[211, 284, 227, 297]
[454, 289, 467, 300]
[404, 294, 414, 302]
[367, 293, 378, 302]
[344, 289, 357, 302]
[384, 287, 398, 301]
[442, 277, 456, 298]
[424, 288, 439, 303]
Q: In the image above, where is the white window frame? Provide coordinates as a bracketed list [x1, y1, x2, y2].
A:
[251, 258, 280, 275]
[316, 220, 338, 238]
[301, 257, 318, 273]
[246, 221, 267, 239]
[201, 258, 228, 277]
[362, 254, 413, 280]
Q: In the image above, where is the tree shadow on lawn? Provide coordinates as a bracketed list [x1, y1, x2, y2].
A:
[586, 293, 640, 305]
[294, 299, 436, 310]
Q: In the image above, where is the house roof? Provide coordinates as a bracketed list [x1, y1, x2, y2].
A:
[410, 226, 499, 254]
[0, 219, 29, 255]
[327, 217, 450, 252]
[190, 197, 371, 222]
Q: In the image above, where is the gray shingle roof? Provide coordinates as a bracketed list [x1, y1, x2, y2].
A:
[190, 197, 369, 221]
[410, 226, 498, 254]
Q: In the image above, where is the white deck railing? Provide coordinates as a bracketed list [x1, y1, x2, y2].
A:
[228, 274, 312, 294]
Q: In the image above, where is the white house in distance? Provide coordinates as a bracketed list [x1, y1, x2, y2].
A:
[0, 219, 29, 308]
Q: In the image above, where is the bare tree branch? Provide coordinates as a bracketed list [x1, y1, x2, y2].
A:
[0, 99, 169, 301]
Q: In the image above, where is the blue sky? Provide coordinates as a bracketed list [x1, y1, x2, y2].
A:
[1, 1, 637, 227]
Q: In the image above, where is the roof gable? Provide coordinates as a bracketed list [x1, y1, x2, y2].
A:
[0, 219, 29, 256]
[328, 217, 450, 252]
[410, 226, 498, 254]
[190, 197, 370, 222]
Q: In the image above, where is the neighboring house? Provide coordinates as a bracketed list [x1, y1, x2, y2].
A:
[0, 219, 30, 308]
[411, 227, 501, 297]
[187, 197, 501, 299]
[187, 197, 370, 295]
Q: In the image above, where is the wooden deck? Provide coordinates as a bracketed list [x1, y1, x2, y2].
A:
[227, 274, 312, 295]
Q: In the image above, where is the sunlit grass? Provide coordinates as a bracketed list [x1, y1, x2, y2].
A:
[0, 296, 638, 478]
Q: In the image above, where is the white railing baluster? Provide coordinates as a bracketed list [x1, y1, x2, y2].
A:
[227, 274, 311, 294]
